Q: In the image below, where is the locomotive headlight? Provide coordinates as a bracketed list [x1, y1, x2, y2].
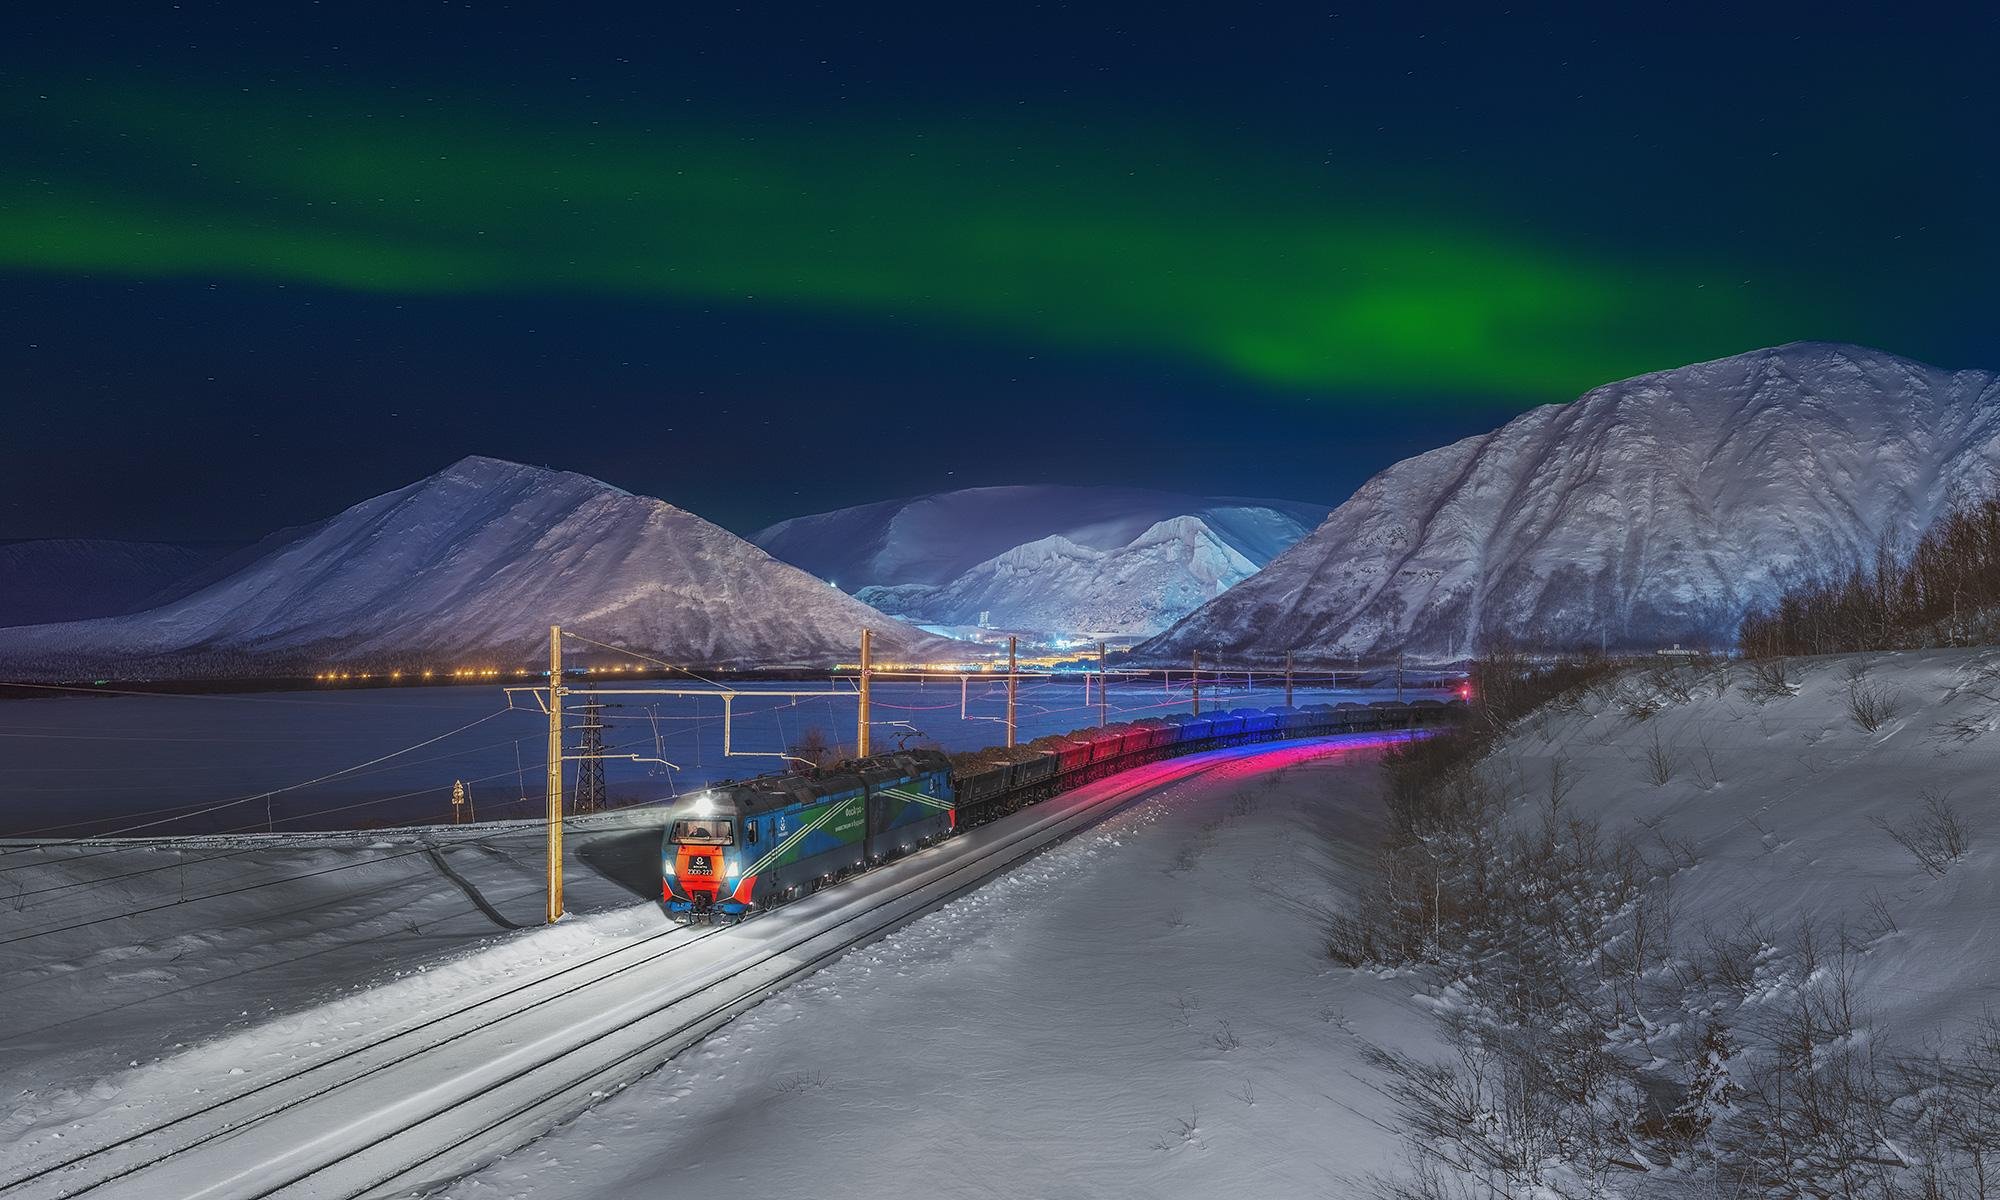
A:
[663, 858, 676, 877]
[725, 860, 739, 881]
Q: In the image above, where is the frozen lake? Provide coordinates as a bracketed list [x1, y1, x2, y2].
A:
[0, 676, 1444, 837]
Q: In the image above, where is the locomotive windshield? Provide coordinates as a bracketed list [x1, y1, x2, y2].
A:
[669, 819, 734, 846]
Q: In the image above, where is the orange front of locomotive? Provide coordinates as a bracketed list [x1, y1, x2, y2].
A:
[660, 791, 743, 921]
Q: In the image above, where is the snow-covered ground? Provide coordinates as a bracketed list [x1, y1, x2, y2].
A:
[437, 737, 1434, 1200]
[1487, 647, 2000, 1041]
[0, 736, 1437, 1199]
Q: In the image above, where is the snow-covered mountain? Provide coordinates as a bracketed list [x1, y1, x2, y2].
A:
[754, 486, 1328, 635]
[0, 457, 957, 679]
[0, 539, 233, 627]
[1141, 343, 2000, 661]
[856, 515, 1263, 636]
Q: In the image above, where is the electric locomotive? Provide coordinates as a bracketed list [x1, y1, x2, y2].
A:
[660, 748, 954, 922]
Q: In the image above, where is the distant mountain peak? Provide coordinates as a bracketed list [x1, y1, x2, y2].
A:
[0, 463, 954, 678]
[758, 485, 1329, 636]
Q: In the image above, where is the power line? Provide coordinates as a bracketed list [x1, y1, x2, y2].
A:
[8, 707, 518, 839]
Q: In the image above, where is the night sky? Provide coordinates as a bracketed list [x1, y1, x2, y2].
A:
[3, 4, 1995, 541]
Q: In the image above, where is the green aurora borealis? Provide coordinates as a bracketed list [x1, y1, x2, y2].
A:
[3, 86, 1835, 401]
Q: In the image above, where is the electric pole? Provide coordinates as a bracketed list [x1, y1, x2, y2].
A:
[1396, 652, 1405, 704]
[1284, 651, 1294, 708]
[1098, 641, 1108, 727]
[858, 628, 873, 758]
[451, 779, 474, 824]
[545, 625, 565, 924]
[1006, 635, 1018, 748]
[1192, 649, 1201, 716]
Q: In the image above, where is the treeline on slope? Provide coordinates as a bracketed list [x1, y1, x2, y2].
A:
[1740, 494, 2000, 657]
[1339, 652, 2000, 1199]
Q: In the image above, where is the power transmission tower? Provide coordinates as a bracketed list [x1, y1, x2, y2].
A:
[571, 698, 609, 814]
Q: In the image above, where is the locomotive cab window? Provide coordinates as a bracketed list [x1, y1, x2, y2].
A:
[669, 819, 734, 846]
[746, 822, 759, 845]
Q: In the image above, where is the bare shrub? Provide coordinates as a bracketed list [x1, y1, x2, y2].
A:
[1643, 727, 1678, 786]
[1617, 684, 1663, 721]
[1149, 1108, 1203, 1152]
[1691, 729, 1722, 791]
[768, 1069, 829, 1094]
[1861, 889, 1898, 940]
[1743, 656, 1800, 702]
[1845, 663, 1904, 732]
[1544, 753, 1575, 816]
[1931, 712, 1993, 746]
[1871, 790, 1971, 876]
[1325, 910, 1375, 967]
[1650, 663, 1702, 704]
[1210, 1020, 1241, 1052]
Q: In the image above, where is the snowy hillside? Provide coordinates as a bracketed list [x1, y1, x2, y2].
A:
[755, 485, 1327, 634]
[0, 539, 230, 627]
[0, 457, 957, 678]
[1376, 649, 2000, 1195]
[1142, 343, 2000, 661]
[857, 515, 1264, 636]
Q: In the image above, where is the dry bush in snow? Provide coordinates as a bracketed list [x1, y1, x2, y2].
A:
[1742, 657, 1801, 702]
[1844, 663, 1905, 732]
[1871, 789, 1970, 877]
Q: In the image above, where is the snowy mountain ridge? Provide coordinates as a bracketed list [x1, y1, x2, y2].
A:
[0, 457, 956, 678]
[1141, 343, 2000, 660]
[856, 514, 1262, 636]
[755, 485, 1328, 635]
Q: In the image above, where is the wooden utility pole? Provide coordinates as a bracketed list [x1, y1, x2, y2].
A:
[1396, 652, 1405, 704]
[858, 628, 873, 758]
[1098, 642, 1108, 727]
[545, 625, 565, 924]
[1005, 635, 1018, 748]
[1192, 650, 1202, 716]
[1284, 651, 1294, 708]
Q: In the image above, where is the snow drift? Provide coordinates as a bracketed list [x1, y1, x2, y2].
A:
[0, 457, 956, 678]
[755, 485, 1327, 635]
[1142, 343, 2000, 661]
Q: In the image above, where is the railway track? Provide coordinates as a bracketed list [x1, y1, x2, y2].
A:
[2, 738, 1369, 1200]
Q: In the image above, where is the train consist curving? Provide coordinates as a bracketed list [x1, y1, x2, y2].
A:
[660, 697, 1463, 922]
